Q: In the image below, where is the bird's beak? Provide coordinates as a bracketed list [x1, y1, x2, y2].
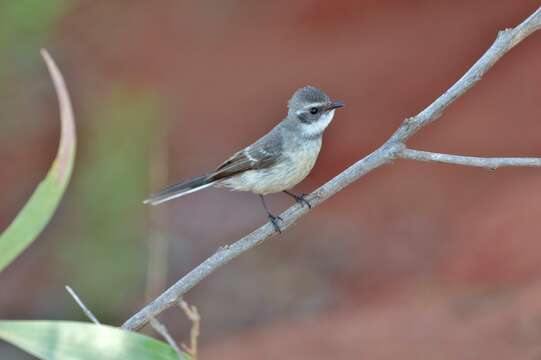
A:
[328, 100, 344, 111]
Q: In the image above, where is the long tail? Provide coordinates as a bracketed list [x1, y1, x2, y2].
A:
[143, 174, 216, 205]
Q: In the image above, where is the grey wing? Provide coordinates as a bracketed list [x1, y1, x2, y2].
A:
[209, 130, 283, 181]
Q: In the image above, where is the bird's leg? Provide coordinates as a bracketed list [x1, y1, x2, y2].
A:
[283, 190, 312, 209]
[259, 195, 283, 233]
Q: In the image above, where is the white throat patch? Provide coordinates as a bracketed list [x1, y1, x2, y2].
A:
[303, 109, 335, 138]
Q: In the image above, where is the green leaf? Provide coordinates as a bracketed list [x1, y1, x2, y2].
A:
[0, 50, 76, 272]
[0, 321, 185, 360]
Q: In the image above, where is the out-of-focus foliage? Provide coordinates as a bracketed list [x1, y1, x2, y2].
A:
[0, 47, 170, 360]
[57, 89, 161, 320]
[0, 321, 184, 360]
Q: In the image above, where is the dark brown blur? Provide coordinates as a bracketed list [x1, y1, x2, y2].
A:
[2, 1, 541, 359]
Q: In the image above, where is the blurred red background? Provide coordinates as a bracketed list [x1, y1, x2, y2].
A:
[2, 0, 541, 359]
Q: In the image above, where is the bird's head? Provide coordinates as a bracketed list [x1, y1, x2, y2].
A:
[287, 86, 344, 138]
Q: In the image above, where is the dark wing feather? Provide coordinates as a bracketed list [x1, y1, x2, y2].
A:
[209, 130, 282, 181]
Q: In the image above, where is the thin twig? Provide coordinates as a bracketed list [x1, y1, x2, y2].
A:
[149, 318, 186, 360]
[65, 286, 100, 324]
[122, 5, 541, 331]
[178, 300, 200, 359]
[399, 148, 541, 169]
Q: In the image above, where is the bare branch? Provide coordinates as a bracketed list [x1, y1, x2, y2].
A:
[149, 318, 186, 360]
[65, 286, 100, 325]
[121, 142, 396, 331]
[178, 300, 200, 359]
[399, 149, 541, 169]
[387, 6, 541, 144]
[122, 5, 541, 331]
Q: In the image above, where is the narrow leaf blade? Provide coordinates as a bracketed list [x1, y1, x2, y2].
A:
[0, 321, 182, 360]
[0, 49, 76, 272]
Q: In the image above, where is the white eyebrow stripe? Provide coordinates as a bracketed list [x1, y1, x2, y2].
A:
[302, 102, 327, 110]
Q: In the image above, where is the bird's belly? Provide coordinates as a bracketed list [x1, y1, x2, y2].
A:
[218, 142, 321, 194]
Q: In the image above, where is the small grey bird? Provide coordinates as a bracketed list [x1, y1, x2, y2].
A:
[144, 86, 344, 232]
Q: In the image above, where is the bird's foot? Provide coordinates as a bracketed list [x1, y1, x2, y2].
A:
[293, 193, 312, 209]
[268, 214, 284, 233]
[283, 190, 312, 209]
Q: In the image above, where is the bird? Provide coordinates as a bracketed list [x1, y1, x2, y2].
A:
[144, 86, 344, 232]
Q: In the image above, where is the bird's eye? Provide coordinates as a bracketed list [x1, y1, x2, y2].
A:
[309, 107, 318, 114]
